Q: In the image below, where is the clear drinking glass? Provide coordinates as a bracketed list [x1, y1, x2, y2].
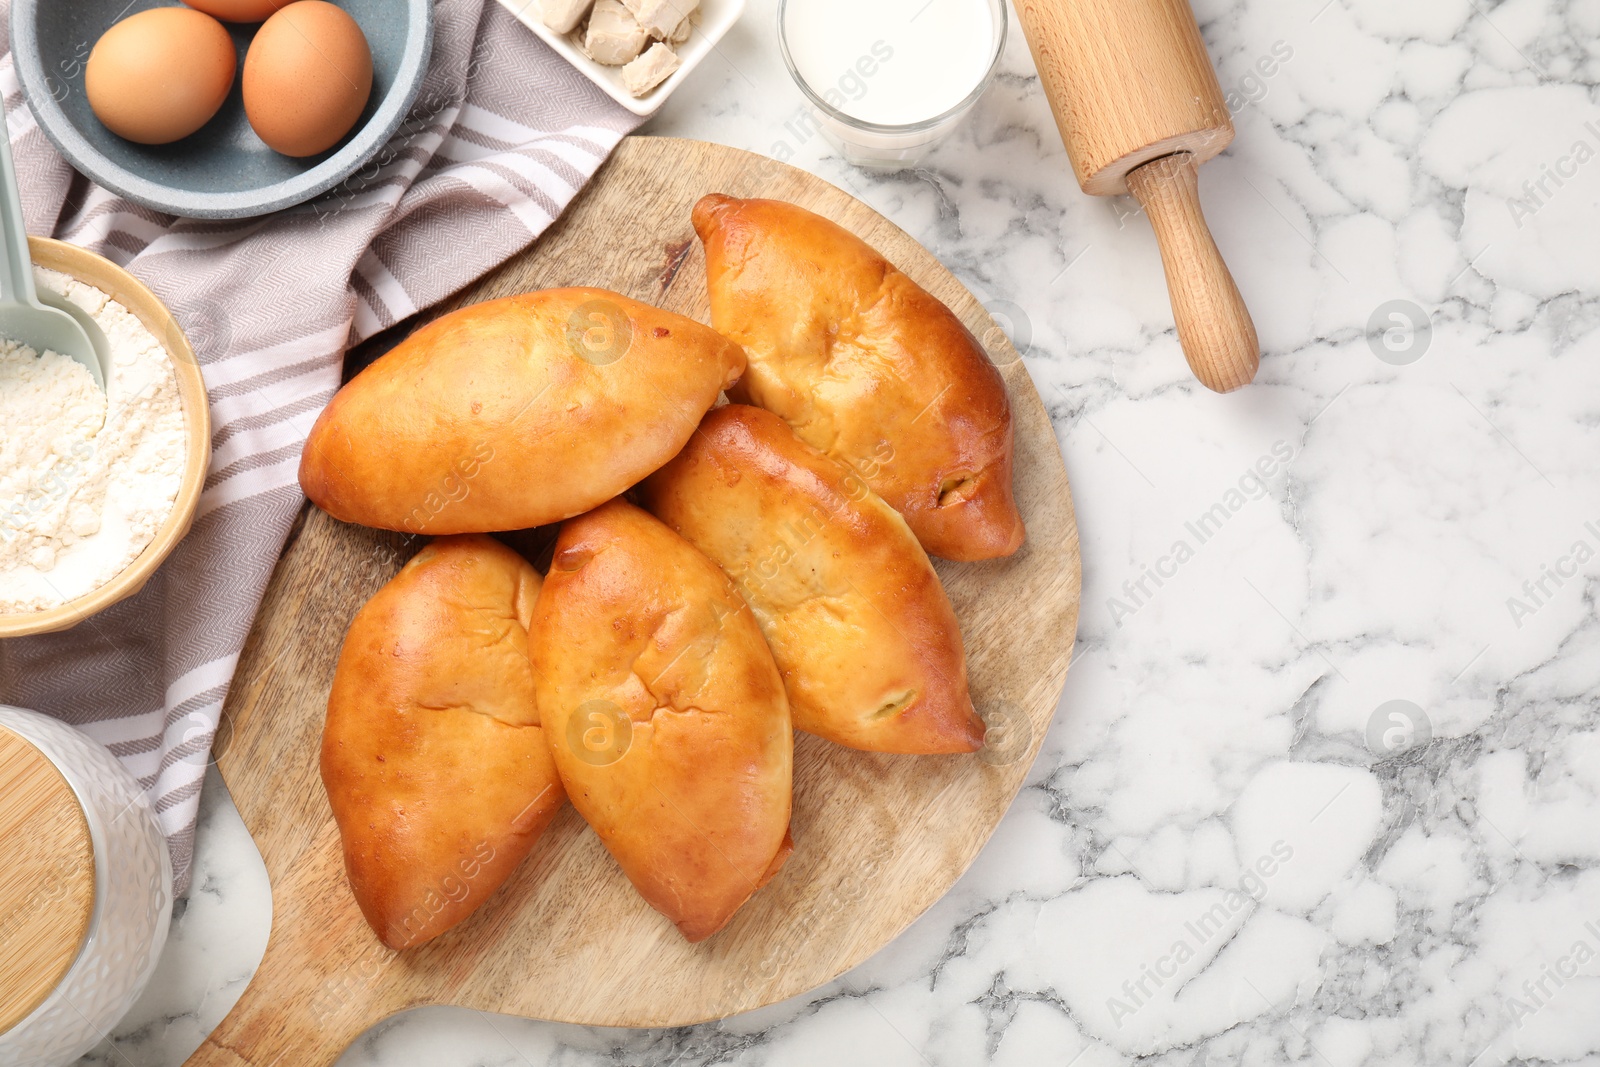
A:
[778, 0, 1008, 170]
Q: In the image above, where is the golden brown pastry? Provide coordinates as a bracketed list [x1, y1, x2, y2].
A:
[299, 287, 745, 535]
[692, 194, 1024, 562]
[529, 499, 793, 941]
[320, 535, 565, 949]
[642, 404, 985, 754]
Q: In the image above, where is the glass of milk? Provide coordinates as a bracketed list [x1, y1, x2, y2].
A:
[778, 0, 1007, 170]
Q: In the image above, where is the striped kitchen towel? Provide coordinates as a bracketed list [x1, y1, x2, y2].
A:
[0, 0, 642, 891]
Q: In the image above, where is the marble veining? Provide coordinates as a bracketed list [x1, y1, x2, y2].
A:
[70, 0, 1600, 1063]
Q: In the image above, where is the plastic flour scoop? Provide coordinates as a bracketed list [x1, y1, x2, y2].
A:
[0, 96, 107, 392]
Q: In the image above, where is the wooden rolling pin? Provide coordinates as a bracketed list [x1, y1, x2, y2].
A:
[1017, 0, 1259, 393]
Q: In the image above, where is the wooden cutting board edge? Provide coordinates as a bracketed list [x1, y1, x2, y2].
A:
[193, 136, 1080, 1062]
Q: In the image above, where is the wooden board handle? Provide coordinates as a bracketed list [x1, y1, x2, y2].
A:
[1125, 153, 1259, 392]
[182, 947, 374, 1066]
[181, 827, 403, 1067]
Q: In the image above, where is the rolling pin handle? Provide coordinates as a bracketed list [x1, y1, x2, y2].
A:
[1125, 153, 1260, 393]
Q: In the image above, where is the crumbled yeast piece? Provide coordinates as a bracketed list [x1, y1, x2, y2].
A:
[540, 0, 594, 34]
[622, 41, 681, 96]
[621, 0, 697, 40]
[582, 0, 648, 65]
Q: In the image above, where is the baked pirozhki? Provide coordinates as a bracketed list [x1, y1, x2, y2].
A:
[691, 194, 1024, 562]
[642, 404, 985, 754]
[320, 535, 565, 949]
[529, 499, 793, 942]
[299, 288, 746, 535]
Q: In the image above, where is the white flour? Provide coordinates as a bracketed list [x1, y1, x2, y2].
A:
[0, 268, 187, 615]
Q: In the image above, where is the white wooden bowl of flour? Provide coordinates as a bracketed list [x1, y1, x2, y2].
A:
[0, 238, 210, 638]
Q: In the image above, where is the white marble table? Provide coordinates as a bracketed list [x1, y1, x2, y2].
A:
[75, 0, 1600, 1063]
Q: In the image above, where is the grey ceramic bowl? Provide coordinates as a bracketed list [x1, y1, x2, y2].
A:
[10, 0, 433, 220]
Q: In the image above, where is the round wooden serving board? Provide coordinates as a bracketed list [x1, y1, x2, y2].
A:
[190, 137, 1080, 1066]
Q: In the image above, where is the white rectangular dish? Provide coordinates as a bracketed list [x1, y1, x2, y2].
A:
[495, 0, 746, 117]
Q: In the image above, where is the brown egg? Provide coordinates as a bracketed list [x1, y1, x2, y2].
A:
[182, 0, 293, 22]
[243, 2, 374, 158]
[85, 8, 237, 146]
